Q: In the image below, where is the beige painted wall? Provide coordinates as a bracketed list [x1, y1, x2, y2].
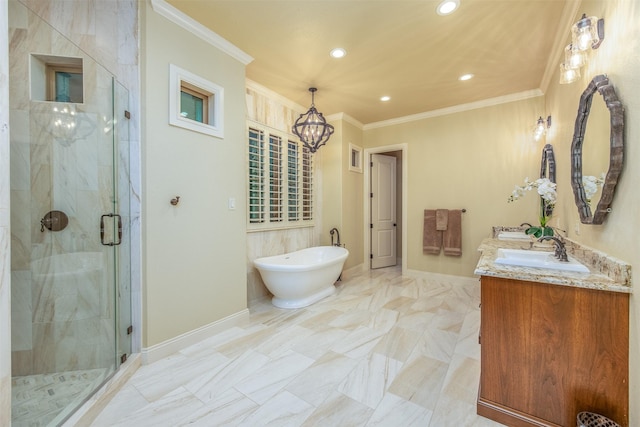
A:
[141, 3, 247, 347]
[320, 117, 365, 271]
[364, 96, 545, 276]
[544, 2, 640, 425]
[320, 121, 343, 246]
[341, 120, 365, 270]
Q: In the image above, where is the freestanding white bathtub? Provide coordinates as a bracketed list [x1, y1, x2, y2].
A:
[253, 246, 349, 309]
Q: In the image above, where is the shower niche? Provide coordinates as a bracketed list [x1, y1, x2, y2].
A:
[9, 3, 132, 425]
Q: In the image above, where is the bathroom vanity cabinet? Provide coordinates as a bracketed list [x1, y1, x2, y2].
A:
[477, 275, 629, 427]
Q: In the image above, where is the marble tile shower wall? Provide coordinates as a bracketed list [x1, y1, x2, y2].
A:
[245, 87, 321, 305]
[8, 0, 140, 375]
[1, 4, 11, 426]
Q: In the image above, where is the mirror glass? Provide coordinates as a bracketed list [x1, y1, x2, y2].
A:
[570, 74, 624, 225]
[582, 93, 609, 208]
[539, 143, 556, 217]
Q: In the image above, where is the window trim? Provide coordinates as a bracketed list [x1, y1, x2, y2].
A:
[349, 143, 363, 173]
[169, 64, 224, 138]
[247, 122, 315, 231]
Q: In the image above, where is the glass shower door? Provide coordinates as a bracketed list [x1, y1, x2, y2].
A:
[10, 16, 131, 424]
[114, 78, 132, 364]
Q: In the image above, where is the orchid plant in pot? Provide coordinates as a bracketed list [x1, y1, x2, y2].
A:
[508, 177, 557, 238]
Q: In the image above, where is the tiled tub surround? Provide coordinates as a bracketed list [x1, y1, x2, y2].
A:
[247, 227, 318, 305]
[475, 237, 631, 293]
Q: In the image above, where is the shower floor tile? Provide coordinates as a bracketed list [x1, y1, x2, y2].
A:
[12, 368, 108, 426]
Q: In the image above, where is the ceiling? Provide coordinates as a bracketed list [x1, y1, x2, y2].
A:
[165, 0, 571, 125]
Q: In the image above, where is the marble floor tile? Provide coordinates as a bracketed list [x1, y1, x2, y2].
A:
[337, 353, 403, 409]
[439, 353, 482, 405]
[235, 350, 315, 405]
[129, 351, 229, 402]
[189, 388, 259, 426]
[253, 325, 316, 359]
[372, 326, 422, 362]
[411, 326, 458, 364]
[285, 351, 359, 407]
[186, 349, 271, 404]
[91, 267, 505, 427]
[387, 355, 449, 410]
[237, 390, 314, 427]
[301, 390, 374, 426]
[109, 387, 207, 427]
[366, 308, 400, 333]
[291, 326, 350, 359]
[330, 325, 387, 359]
[328, 309, 375, 331]
[366, 393, 433, 426]
[215, 326, 277, 359]
[394, 310, 435, 332]
[90, 384, 151, 427]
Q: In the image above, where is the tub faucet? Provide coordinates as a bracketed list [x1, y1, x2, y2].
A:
[538, 236, 568, 262]
[329, 228, 341, 247]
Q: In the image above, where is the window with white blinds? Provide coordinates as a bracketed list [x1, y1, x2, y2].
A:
[248, 124, 314, 229]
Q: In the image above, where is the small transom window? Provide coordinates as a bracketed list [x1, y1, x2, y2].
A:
[169, 64, 224, 138]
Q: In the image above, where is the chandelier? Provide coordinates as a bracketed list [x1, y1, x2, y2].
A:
[292, 87, 334, 153]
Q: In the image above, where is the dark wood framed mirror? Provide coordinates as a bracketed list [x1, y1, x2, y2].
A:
[540, 143, 556, 217]
[570, 74, 624, 225]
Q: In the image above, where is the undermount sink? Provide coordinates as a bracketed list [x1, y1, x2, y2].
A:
[494, 248, 590, 273]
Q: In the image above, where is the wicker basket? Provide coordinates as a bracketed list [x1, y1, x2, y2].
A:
[577, 412, 621, 427]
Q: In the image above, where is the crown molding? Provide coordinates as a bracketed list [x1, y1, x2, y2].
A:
[363, 89, 544, 130]
[326, 112, 364, 129]
[150, 0, 253, 65]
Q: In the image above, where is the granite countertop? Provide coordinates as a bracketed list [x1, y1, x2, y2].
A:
[475, 237, 632, 294]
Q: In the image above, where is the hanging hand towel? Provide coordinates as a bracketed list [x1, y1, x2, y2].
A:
[423, 209, 442, 254]
[436, 209, 449, 231]
[443, 209, 462, 257]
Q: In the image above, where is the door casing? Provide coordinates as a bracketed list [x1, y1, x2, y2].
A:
[363, 143, 408, 273]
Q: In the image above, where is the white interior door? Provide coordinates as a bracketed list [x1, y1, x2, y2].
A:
[371, 154, 397, 269]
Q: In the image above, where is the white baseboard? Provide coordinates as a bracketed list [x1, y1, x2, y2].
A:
[141, 309, 250, 364]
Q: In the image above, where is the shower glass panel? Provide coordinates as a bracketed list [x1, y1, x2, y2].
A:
[115, 79, 133, 362]
[9, 2, 131, 425]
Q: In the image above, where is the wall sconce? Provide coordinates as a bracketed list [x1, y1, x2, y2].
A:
[559, 62, 581, 84]
[533, 116, 551, 141]
[559, 14, 604, 84]
[572, 14, 605, 51]
[564, 43, 587, 69]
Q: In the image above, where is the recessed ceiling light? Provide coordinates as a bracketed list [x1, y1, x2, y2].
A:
[459, 73, 474, 81]
[437, 0, 460, 16]
[380, 96, 391, 102]
[330, 48, 346, 58]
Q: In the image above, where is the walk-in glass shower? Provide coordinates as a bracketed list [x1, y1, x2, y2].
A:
[9, 2, 132, 425]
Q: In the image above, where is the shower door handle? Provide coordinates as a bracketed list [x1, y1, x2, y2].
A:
[100, 213, 123, 246]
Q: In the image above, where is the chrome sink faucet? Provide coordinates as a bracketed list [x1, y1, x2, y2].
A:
[538, 236, 568, 262]
[329, 228, 341, 247]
